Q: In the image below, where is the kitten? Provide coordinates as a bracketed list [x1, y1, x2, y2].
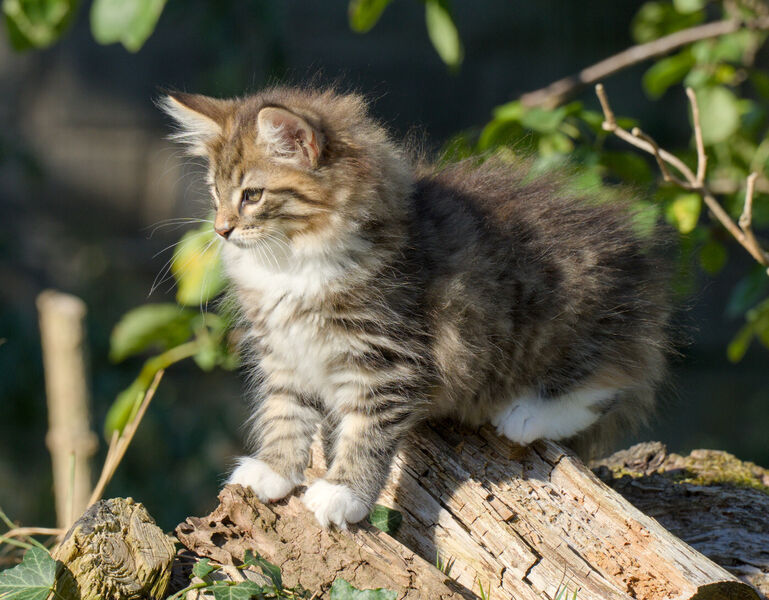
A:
[161, 86, 670, 529]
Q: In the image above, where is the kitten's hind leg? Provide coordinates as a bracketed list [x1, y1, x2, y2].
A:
[228, 388, 319, 502]
[491, 386, 617, 446]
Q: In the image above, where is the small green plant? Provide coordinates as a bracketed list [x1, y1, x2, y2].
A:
[476, 578, 491, 600]
[366, 505, 402, 535]
[435, 552, 455, 577]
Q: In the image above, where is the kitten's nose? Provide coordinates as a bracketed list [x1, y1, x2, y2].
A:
[215, 224, 234, 239]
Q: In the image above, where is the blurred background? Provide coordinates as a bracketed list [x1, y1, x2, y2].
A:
[1, 0, 768, 532]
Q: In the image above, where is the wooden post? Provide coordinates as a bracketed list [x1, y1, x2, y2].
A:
[37, 290, 97, 529]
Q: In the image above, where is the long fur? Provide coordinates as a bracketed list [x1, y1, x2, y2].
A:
[162, 85, 672, 523]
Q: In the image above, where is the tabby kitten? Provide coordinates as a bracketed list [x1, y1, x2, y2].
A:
[161, 86, 669, 528]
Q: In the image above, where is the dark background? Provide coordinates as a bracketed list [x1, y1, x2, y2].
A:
[1, 0, 767, 532]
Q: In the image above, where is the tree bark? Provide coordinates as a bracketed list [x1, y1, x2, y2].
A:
[594, 442, 769, 598]
[373, 423, 761, 600]
[175, 485, 466, 599]
[171, 423, 763, 600]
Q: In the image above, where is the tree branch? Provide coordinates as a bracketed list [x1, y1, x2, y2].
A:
[521, 17, 769, 108]
[596, 83, 769, 270]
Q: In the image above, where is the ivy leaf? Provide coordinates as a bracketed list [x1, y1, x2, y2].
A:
[90, 0, 166, 52]
[242, 550, 281, 591]
[666, 193, 701, 234]
[171, 223, 227, 307]
[367, 504, 402, 534]
[0, 547, 57, 600]
[329, 579, 397, 600]
[2, 0, 79, 50]
[210, 581, 266, 600]
[424, 0, 463, 69]
[191, 558, 219, 581]
[348, 0, 391, 33]
[694, 86, 740, 146]
[109, 304, 197, 362]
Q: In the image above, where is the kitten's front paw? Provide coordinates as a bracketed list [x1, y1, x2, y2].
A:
[302, 480, 369, 529]
[227, 457, 300, 503]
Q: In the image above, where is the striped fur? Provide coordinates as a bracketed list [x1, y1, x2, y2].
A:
[162, 86, 671, 528]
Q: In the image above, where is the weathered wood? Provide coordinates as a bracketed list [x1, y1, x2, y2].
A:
[175, 485, 465, 599]
[52, 498, 176, 600]
[372, 423, 761, 600]
[594, 442, 769, 598]
[37, 290, 98, 529]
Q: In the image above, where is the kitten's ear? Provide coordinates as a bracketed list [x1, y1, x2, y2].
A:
[257, 106, 323, 169]
[160, 92, 230, 156]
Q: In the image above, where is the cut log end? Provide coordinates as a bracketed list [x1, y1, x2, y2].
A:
[52, 498, 176, 600]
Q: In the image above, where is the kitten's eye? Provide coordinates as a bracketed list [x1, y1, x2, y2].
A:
[240, 188, 264, 209]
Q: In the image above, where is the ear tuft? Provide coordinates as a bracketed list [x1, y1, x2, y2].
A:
[159, 93, 229, 157]
[257, 106, 323, 168]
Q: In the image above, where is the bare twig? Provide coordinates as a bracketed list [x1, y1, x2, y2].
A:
[87, 371, 165, 507]
[686, 88, 708, 185]
[521, 17, 769, 108]
[596, 84, 769, 268]
[2, 527, 65, 539]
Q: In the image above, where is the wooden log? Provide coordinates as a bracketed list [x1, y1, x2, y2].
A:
[52, 497, 176, 600]
[175, 485, 466, 599]
[594, 442, 769, 598]
[37, 290, 97, 529]
[373, 423, 760, 600]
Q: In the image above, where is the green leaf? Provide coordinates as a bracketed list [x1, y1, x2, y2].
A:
[726, 267, 769, 318]
[631, 1, 703, 44]
[521, 107, 567, 134]
[538, 132, 573, 156]
[673, 0, 705, 13]
[348, 0, 391, 33]
[492, 100, 526, 122]
[601, 151, 653, 185]
[329, 579, 397, 600]
[2, 0, 79, 50]
[666, 193, 701, 234]
[0, 547, 57, 600]
[90, 0, 166, 52]
[210, 581, 265, 600]
[642, 50, 694, 99]
[728, 322, 754, 362]
[172, 224, 227, 307]
[104, 379, 145, 437]
[192, 558, 218, 581]
[110, 303, 197, 362]
[698, 239, 727, 275]
[424, 0, 463, 69]
[749, 70, 769, 100]
[367, 504, 402, 534]
[242, 551, 281, 591]
[694, 86, 740, 146]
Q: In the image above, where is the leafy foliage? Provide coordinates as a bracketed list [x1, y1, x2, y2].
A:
[90, 0, 166, 52]
[243, 550, 282, 591]
[452, 0, 769, 362]
[0, 547, 57, 600]
[2, 0, 79, 50]
[367, 504, 402, 534]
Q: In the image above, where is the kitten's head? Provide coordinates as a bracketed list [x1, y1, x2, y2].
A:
[160, 87, 410, 256]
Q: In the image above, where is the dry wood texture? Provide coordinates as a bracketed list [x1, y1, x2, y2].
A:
[374, 423, 760, 600]
[175, 485, 465, 599]
[173, 423, 761, 600]
[595, 442, 769, 598]
[52, 498, 176, 600]
[37, 290, 97, 529]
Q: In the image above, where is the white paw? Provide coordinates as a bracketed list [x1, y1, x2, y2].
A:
[302, 479, 369, 529]
[492, 401, 543, 445]
[227, 457, 299, 502]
